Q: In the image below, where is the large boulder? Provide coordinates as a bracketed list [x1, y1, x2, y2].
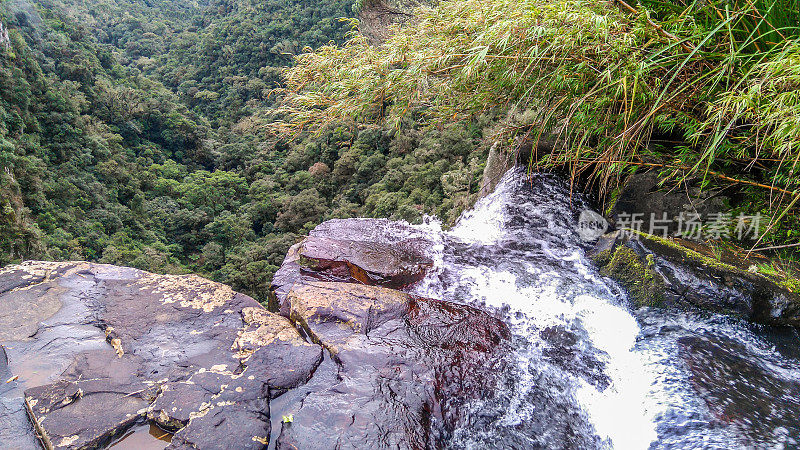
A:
[269, 218, 435, 312]
[267, 220, 509, 449]
[297, 236, 432, 288]
[591, 231, 800, 325]
[0, 261, 322, 449]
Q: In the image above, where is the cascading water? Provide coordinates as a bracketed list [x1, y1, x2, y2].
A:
[411, 168, 800, 449]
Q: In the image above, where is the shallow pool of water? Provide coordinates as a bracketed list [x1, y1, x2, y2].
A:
[108, 422, 173, 449]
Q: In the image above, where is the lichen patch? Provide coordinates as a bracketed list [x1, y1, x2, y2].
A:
[137, 273, 234, 312]
[57, 435, 79, 447]
[234, 308, 310, 360]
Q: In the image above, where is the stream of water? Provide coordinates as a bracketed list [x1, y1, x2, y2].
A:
[411, 168, 800, 449]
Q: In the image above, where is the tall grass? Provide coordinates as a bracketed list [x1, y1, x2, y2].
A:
[276, 0, 800, 244]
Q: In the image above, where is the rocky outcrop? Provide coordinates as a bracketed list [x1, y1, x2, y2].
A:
[275, 282, 509, 449]
[591, 231, 800, 325]
[298, 220, 433, 288]
[0, 22, 9, 49]
[1, 218, 508, 449]
[478, 143, 512, 199]
[270, 218, 510, 449]
[607, 171, 730, 232]
[0, 261, 322, 449]
[269, 218, 435, 310]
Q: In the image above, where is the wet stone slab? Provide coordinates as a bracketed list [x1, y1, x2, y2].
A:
[0, 261, 321, 449]
[275, 282, 510, 449]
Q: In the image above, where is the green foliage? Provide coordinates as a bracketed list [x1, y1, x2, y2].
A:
[754, 258, 800, 294]
[279, 0, 800, 248]
[0, 0, 486, 302]
[22, 0, 799, 306]
[0, 1, 208, 266]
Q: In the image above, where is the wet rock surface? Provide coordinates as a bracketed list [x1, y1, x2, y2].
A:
[1, 218, 508, 449]
[276, 283, 510, 449]
[539, 326, 610, 390]
[0, 261, 321, 449]
[273, 219, 510, 449]
[592, 231, 800, 325]
[270, 220, 510, 449]
[270, 218, 435, 309]
[298, 219, 434, 289]
[678, 333, 800, 446]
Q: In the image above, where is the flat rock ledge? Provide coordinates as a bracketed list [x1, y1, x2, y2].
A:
[1, 218, 509, 449]
[0, 261, 321, 449]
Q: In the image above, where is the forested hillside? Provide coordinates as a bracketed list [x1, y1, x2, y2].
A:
[5, 0, 798, 303]
[0, 0, 488, 302]
[0, 0, 211, 270]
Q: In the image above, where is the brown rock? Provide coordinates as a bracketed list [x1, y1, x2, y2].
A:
[286, 282, 410, 353]
[276, 281, 510, 449]
[298, 236, 433, 288]
[270, 219, 435, 314]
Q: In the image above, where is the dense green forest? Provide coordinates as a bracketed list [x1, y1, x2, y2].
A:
[0, 0, 488, 302]
[3, 0, 799, 301]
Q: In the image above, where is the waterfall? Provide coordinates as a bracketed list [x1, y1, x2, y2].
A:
[411, 168, 800, 449]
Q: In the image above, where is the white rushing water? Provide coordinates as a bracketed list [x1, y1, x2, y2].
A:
[410, 168, 800, 449]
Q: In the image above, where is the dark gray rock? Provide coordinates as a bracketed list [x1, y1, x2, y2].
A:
[0, 261, 322, 449]
[25, 352, 154, 449]
[268, 243, 315, 313]
[591, 231, 800, 325]
[679, 334, 800, 445]
[609, 171, 730, 235]
[0, 345, 7, 376]
[2, 219, 508, 450]
[276, 282, 510, 449]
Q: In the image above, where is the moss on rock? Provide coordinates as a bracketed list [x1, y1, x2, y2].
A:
[630, 230, 741, 272]
[594, 244, 666, 307]
[783, 277, 800, 294]
[591, 230, 800, 323]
